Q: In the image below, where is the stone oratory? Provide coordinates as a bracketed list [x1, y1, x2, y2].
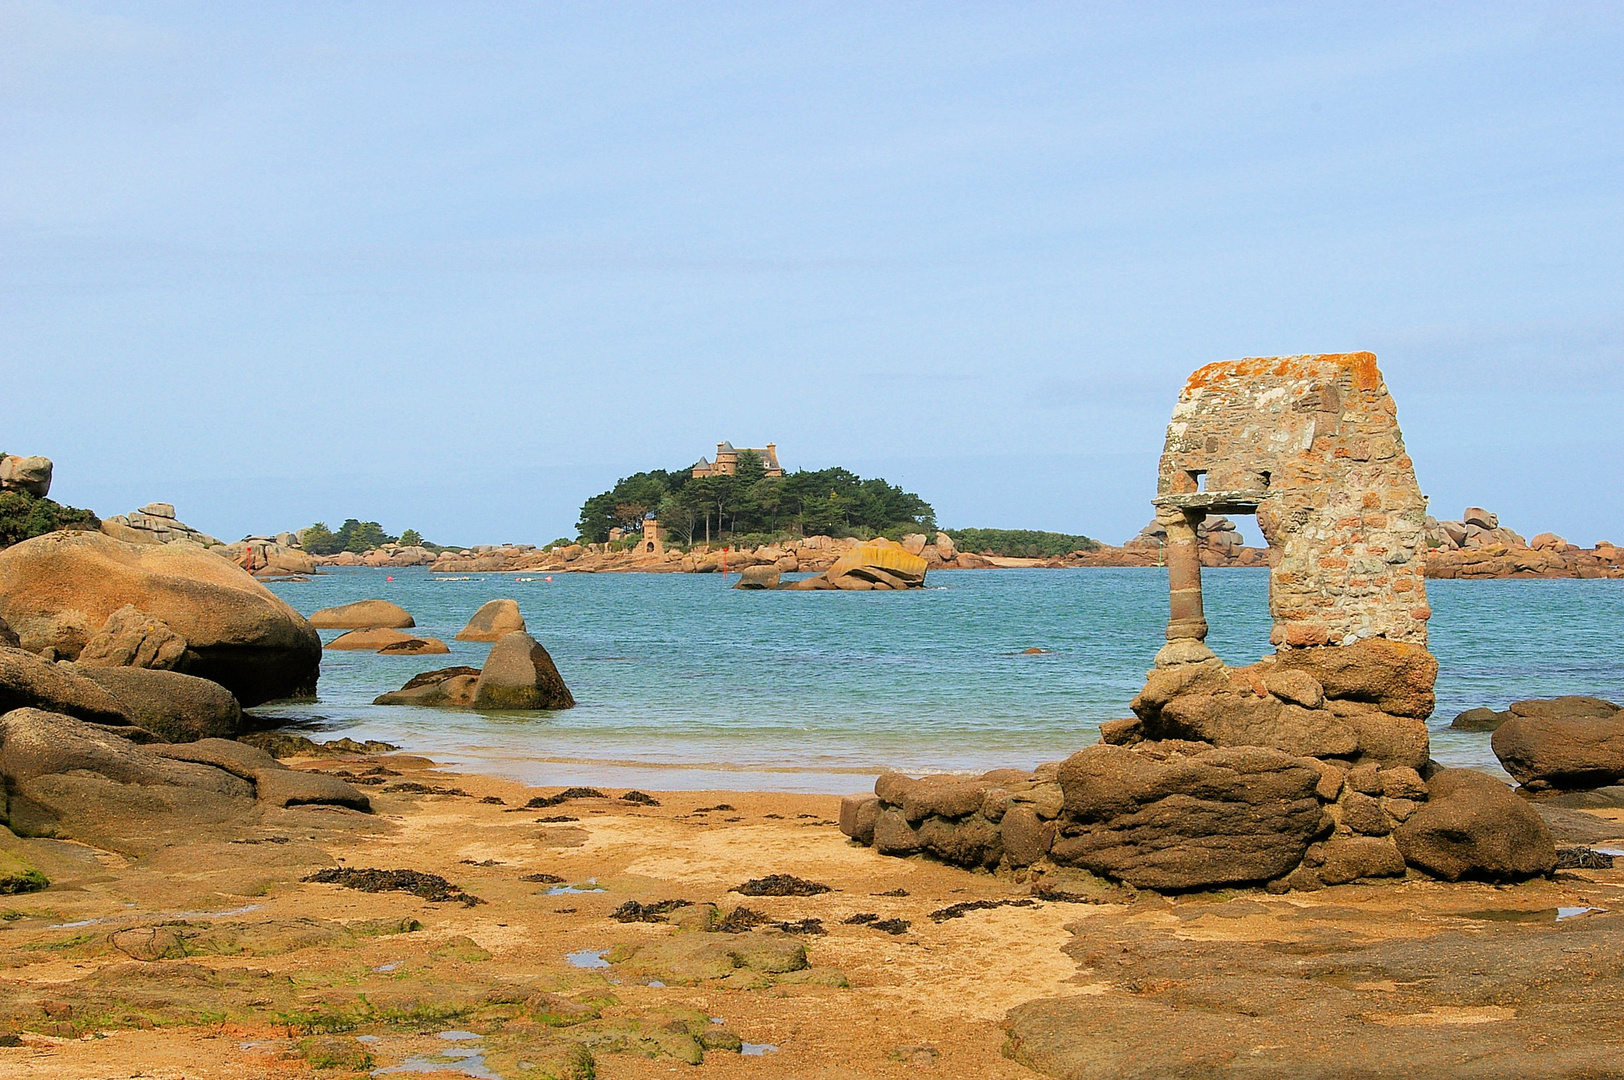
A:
[1153, 351, 1431, 652]
[841, 353, 1556, 893]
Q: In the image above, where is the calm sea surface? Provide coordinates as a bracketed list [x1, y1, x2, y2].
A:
[257, 567, 1624, 793]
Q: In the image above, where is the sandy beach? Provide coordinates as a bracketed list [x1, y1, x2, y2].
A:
[4, 745, 1623, 1080]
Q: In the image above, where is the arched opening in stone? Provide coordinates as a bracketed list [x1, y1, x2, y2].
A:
[1153, 352, 1431, 656]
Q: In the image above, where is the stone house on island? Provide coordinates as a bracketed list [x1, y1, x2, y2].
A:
[691, 442, 783, 479]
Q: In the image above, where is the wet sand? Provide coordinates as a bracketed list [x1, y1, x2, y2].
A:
[3, 749, 1624, 1079]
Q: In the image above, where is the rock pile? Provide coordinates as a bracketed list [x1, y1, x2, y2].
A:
[843, 640, 1556, 890]
[1424, 507, 1624, 579]
[100, 503, 221, 548]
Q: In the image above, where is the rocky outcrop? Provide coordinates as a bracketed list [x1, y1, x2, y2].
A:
[216, 538, 316, 578]
[780, 539, 929, 590]
[1490, 697, 1624, 790]
[373, 666, 480, 707]
[473, 631, 575, 711]
[0, 456, 52, 498]
[1393, 768, 1556, 881]
[75, 605, 187, 670]
[1423, 507, 1624, 579]
[455, 599, 525, 641]
[99, 503, 221, 548]
[0, 531, 320, 706]
[312, 544, 437, 568]
[308, 600, 414, 629]
[67, 665, 242, 742]
[0, 709, 368, 855]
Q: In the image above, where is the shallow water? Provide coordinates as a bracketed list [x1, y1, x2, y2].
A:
[258, 567, 1624, 793]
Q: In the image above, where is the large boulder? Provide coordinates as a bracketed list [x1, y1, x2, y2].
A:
[67, 664, 241, 741]
[1050, 742, 1325, 890]
[308, 600, 414, 629]
[0, 456, 52, 498]
[1491, 698, 1624, 789]
[472, 632, 574, 711]
[1394, 768, 1556, 881]
[824, 540, 928, 589]
[732, 566, 781, 590]
[0, 646, 127, 724]
[75, 605, 187, 670]
[455, 599, 526, 641]
[0, 531, 320, 706]
[373, 666, 480, 707]
[1271, 638, 1438, 719]
[0, 709, 368, 854]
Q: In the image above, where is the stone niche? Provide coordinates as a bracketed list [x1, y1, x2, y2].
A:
[1155, 351, 1431, 650]
[841, 353, 1557, 892]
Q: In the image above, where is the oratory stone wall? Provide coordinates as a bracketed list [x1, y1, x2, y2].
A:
[1154, 352, 1431, 649]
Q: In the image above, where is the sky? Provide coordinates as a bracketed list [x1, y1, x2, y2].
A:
[3, 2, 1621, 548]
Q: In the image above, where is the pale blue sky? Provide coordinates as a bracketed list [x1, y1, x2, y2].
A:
[4, 2, 1621, 546]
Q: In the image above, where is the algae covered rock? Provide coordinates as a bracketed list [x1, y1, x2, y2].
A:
[473, 632, 574, 711]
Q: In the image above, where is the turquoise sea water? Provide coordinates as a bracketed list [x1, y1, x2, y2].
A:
[257, 568, 1624, 793]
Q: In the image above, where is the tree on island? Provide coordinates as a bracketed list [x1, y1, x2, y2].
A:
[575, 454, 934, 545]
[299, 519, 400, 555]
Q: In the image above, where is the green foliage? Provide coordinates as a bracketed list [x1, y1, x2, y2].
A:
[577, 463, 933, 544]
[946, 528, 1099, 558]
[299, 522, 339, 555]
[299, 519, 399, 554]
[398, 528, 423, 547]
[0, 491, 100, 549]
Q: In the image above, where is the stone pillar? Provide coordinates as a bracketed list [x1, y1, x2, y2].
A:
[1161, 506, 1208, 642]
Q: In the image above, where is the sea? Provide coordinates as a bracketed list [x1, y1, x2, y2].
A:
[256, 567, 1624, 794]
